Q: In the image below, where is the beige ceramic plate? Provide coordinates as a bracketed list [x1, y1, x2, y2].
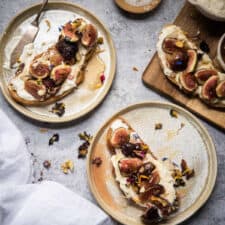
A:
[0, 1, 116, 123]
[87, 101, 217, 225]
[115, 0, 161, 14]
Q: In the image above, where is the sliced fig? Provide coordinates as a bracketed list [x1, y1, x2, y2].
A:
[180, 72, 198, 93]
[110, 127, 129, 147]
[216, 80, 225, 98]
[119, 158, 143, 174]
[166, 51, 188, 71]
[186, 49, 197, 73]
[195, 69, 218, 85]
[61, 22, 79, 42]
[51, 65, 71, 85]
[162, 38, 184, 54]
[81, 24, 98, 47]
[202, 75, 218, 101]
[48, 47, 63, 66]
[29, 62, 50, 79]
[24, 80, 46, 100]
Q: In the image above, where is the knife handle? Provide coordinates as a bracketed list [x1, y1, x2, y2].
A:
[31, 0, 48, 27]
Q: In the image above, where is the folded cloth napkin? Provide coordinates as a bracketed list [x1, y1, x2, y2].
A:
[0, 109, 109, 225]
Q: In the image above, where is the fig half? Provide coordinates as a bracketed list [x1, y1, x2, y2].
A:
[110, 127, 129, 147]
[119, 158, 143, 174]
[186, 49, 197, 73]
[25, 80, 47, 100]
[180, 72, 198, 93]
[195, 69, 217, 85]
[51, 65, 71, 85]
[81, 24, 98, 47]
[216, 80, 225, 98]
[61, 22, 79, 42]
[29, 62, 50, 79]
[202, 75, 218, 101]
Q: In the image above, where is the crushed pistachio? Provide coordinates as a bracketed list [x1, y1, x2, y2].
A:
[92, 157, 102, 167]
[49, 133, 59, 146]
[155, 123, 163, 130]
[97, 37, 104, 44]
[61, 160, 74, 174]
[78, 132, 93, 158]
[50, 102, 65, 117]
[181, 159, 195, 180]
[79, 131, 93, 143]
[43, 160, 51, 169]
[170, 109, 178, 118]
[172, 169, 186, 187]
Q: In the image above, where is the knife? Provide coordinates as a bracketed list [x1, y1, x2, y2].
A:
[10, 0, 48, 68]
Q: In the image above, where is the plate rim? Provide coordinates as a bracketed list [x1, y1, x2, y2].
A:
[114, 0, 162, 14]
[87, 101, 217, 225]
[0, 1, 116, 123]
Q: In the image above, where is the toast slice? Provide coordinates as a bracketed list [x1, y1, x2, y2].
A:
[157, 25, 225, 108]
[107, 118, 180, 223]
[8, 18, 101, 106]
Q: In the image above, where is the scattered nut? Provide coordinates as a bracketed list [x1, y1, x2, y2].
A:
[170, 109, 178, 118]
[97, 37, 104, 44]
[181, 159, 195, 180]
[49, 133, 59, 146]
[61, 160, 74, 174]
[155, 123, 163, 130]
[50, 102, 65, 117]
[78, 131, 93, 158]
[133, 67, 139, 71]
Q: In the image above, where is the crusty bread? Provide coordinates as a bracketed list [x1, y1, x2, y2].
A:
[157, 24, 225, 109]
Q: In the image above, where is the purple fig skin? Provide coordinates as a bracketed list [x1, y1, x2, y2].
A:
[180, 72, 198, 93]
[202, 75, 218, 101]
[195, 69, 218, 84]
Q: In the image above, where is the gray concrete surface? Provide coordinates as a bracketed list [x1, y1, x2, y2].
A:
[0, 0, 225, 224]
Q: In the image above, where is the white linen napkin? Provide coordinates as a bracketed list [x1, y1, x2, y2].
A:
[0, 109, 109, 225]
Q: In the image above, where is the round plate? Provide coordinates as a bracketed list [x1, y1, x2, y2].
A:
[115, 0, 161, 14]
[87, 102, 217, 225]
[0, 1, 116, 123]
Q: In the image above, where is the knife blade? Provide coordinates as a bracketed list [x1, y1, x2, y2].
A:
[10, 0, 48, 68]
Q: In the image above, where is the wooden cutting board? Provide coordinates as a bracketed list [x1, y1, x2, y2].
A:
[142, 2, 225, 131]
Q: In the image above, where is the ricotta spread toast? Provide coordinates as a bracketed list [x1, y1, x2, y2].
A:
[8, 18, 102, 106]
[157, 25, 225, 108]
[107, 117, 194, 223]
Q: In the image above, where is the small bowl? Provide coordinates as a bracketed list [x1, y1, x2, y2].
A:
[217, 33, 225, 71]
[188, 0, 225, 22]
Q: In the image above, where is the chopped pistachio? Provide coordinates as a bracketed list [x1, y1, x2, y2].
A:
[155, 123, 163, 130]
[61, 160, 74, 174]
[170, 109, 178, 118]
[97, 37, 104, 44]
